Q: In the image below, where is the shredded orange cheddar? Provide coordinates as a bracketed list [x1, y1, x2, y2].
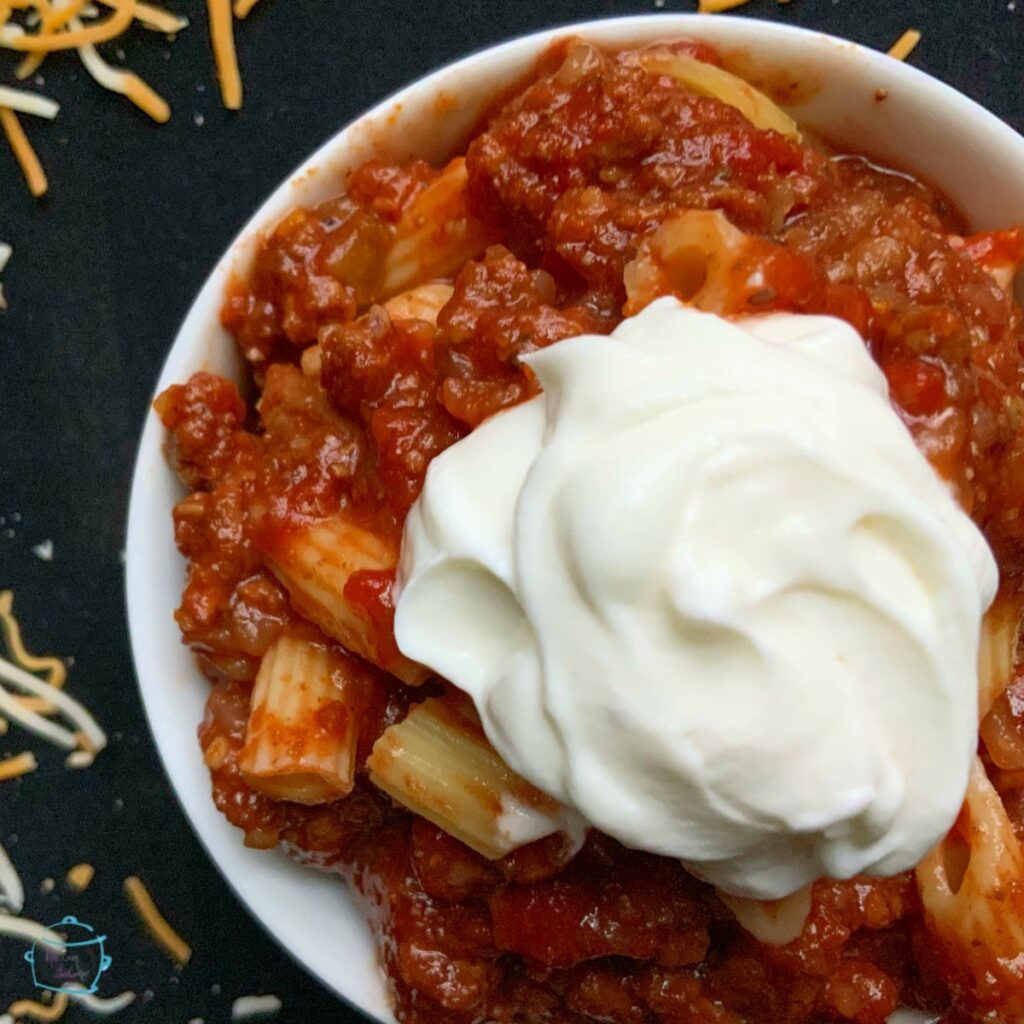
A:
[888, 28, 922, 61]
[17, 695, 56, 713]
[207, 0, 242, 109]
[698, 0, 752, 11]
[7, 993, 69, 1022]
[66, 862, 95, 891]
[123, 875, 193, 965]
[14, 0, 87, 78]
[97, 0, 187, 32]
[0, 0, 135, 49]
[0, 591, 65, 686]
[75, 26, 171, 123]
[0, 107, 47, 196]
[1, 0, 261, 198]
[0, 750, 38, 780]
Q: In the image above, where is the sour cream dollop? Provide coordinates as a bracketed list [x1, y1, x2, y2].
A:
[395, 298, 997, 899]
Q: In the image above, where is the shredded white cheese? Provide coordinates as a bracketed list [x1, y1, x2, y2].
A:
[0, 841, 24, 912]
[0, 243, 10, 311]
[0, 680, 77, 749]
[70, 15, 170, 123]
[65, 986, 137, 1015]
[65, 750, 95, 769]
[0, 85, 58, 119]
[231, 996, 283, 1020]
[31, 539, 54, 562]
[0, 912, 65, 949]
[0, 655, 106, 753]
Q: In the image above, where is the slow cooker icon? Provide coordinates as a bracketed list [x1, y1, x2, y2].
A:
[24, 915, 112, 994]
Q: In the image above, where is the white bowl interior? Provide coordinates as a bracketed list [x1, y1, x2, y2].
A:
[125, 15, 1024, 1022]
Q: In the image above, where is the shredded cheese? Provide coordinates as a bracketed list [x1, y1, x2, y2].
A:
[0, 750, 38, 780]
[31, 539, 54, 561]
[0, 0, 135, 50]
[16, 0, 90, 80]
[72, 16, 170, 122]
[7, 994, 69, 1022]
[0, 84, 56, 117]
[65, 862, 94, 891]
[888, 28, 922, 61]
[64, 988, 137, 1015]
[0, 590, 61, 682]
[0, 913, 65, 949]
[231, 995, 283, 1020]
[698, 0, 752, 10]
[0, 655, 106, 752]
[0, 241, 10, 310]
[0, 840, 24, 912]
[1, 0, 260, 200]
[207, 0, 241, 109]
[0, 676, 78, 748]
[96, 0, 186, 32]
[123, 875, 192, 965]
[1, 656, 103, 749]
[0, 107, 47, 195]
[18, 695, 56, 713]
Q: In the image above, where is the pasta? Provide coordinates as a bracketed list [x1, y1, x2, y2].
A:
[981, 692, 1024, 771]
[624, 208, 764, 316]
[380, 159, 491, 297]
[239, 634, 360, 804]
[158, 34, 1024, 1022]
[367, 697, 581, 860]
[261, 514, 427, 685]
[638, 50, 801, 140]
[300, 282, 454, 378]
[716, 886, 813, 946]
[979, 598, 1024, 769]
[979, 598, 1020, 716]
[916, 758, 1024, 1011]
[382, 281, 454, 324]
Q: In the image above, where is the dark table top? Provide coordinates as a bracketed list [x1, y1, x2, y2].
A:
[0, 0, 1021, 1020]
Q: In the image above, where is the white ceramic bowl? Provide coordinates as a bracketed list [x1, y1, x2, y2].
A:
[126, 14, 1024, 1021]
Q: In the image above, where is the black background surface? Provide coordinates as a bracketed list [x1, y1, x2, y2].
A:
[0, 1, 1021, 1020]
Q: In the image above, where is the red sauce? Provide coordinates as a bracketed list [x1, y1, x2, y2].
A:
[157, 38, 1024, 1024]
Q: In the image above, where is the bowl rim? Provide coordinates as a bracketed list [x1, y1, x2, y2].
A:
[124, 13, 1024, 1021]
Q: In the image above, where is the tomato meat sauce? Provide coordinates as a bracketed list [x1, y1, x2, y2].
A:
[157, 38, 1024, 1024]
